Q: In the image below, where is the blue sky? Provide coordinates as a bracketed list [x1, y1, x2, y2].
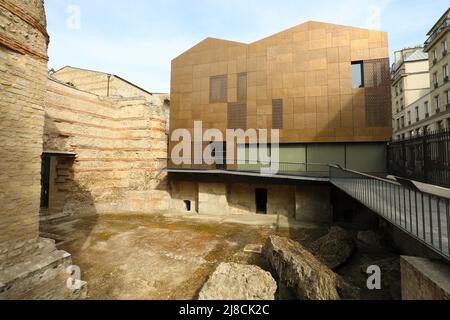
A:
[45, 0, 449, 93]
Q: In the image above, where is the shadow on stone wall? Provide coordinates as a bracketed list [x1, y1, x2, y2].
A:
[40, 113, 98, 257]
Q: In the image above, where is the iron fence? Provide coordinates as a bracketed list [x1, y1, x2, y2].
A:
[388, 129, 450, 188]
[330, 165, 450, 261]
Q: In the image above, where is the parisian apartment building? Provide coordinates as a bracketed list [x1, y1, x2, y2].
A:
[392, 8, 450, 140]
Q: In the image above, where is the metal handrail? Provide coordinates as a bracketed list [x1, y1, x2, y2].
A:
[329, 164, 401, 186]
[330, 165, 450, 261]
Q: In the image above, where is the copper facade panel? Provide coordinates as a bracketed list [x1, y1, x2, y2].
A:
[237, 72, 247, 102]
[228, 103, 247, 130]
[272, 99, 283, 129]
[171, 22, 392, 149]
[210, 75, 228, 103]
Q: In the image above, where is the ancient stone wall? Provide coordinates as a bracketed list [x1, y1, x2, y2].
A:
[52, 66, 169, 106]
[43, 78, 169, 215]
[169, 180, 299, 218]
[0, 0, 85, 299]
[0, 0, 49, 270]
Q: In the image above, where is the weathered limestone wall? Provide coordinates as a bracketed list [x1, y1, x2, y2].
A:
[0, 0, 49, 269]
[170, 181, 199, 212]
[400, 256, 450, 300]
[52, 66, 169, 106]
[0, 0, 85, 299]
[169, 180, 300, 218]
[44, 78, 169, 215]
[227, 183, 295, 217]
[198, 183, 228, 215]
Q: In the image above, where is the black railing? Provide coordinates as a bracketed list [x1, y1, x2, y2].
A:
[330, 165, 450, 261]
[388, 129, 450, 188]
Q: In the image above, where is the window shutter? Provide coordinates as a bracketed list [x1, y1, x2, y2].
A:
[364, 58, 391, 127]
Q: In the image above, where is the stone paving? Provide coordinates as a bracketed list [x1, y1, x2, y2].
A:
[40, 213, 326, 300]
[40, 212, 400, 300]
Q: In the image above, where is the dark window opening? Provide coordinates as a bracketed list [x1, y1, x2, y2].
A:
[210, 75, 228, 103]
[352, 61, 364, 88]
[255, 189, 268, 214]
[184, 200, 192, 212]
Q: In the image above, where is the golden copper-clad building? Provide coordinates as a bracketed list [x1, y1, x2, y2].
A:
[170, 21, 391, 171]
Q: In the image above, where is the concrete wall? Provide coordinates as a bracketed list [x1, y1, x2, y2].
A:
[43, 78, 170, 215]
[295, 185, 332, 223]
[401, 256, 450, 300]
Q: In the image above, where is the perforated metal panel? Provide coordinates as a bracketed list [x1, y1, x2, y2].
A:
[272, 99, 283, 129]
[364, 58, 391, 127]
[210, 75, 228, 103]
[228, 103, 247, 129]
[237, 73, 247, 102]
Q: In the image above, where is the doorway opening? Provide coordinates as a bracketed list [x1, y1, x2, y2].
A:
[255, 189, 268, 214]
[40, 154, 51, 209]
[39, 152, 76, 215]
[184, 200, 192, 212]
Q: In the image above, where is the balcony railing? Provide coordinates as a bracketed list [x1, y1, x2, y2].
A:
[425, 18, 450, 50]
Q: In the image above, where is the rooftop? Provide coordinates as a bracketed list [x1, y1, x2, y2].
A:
[392, 47, 428, 73]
